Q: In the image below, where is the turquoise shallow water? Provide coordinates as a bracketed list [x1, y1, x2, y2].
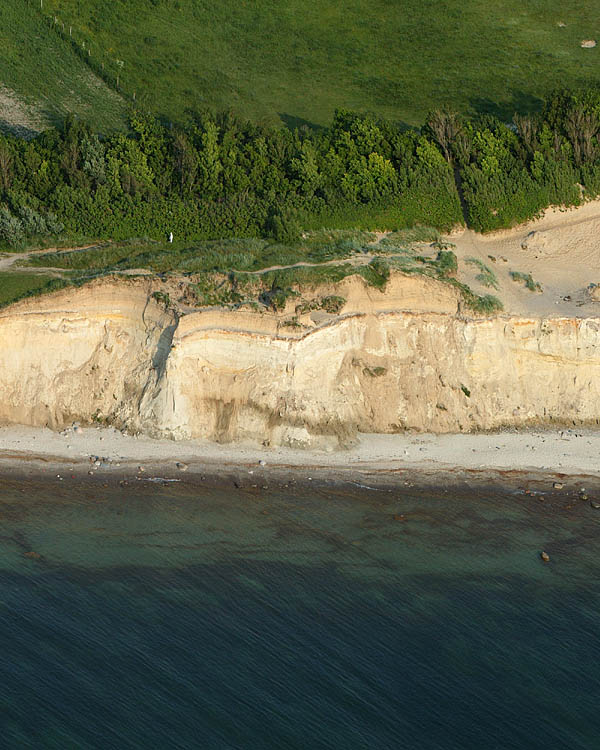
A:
[0, 476, 598, 748]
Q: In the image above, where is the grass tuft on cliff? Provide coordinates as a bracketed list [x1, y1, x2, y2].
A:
[510, 271, 543, 292]
[465, 257, 499, 290]
[0, 272, 69, 308]
[19, 230, 503, 314]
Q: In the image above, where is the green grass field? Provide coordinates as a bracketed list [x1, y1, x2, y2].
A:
[36, 0, 600, 128]
[0, 1, 128, 135]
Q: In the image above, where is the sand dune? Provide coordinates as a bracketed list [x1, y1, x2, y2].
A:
[447, 199, 600, 317]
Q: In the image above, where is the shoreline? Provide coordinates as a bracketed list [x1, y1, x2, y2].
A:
[1, 425, 599, 495]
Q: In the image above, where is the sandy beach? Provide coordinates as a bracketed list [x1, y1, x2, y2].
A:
[1, 425, 599, 491]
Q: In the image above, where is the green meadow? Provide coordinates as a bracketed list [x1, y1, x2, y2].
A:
[0, 1, 128, 134]
[40, 0, 600, 128]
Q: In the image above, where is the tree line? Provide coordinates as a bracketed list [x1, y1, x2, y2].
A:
[1, 88, 600, 247]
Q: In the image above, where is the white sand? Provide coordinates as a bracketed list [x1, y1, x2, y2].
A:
[0, 425, 598, 480]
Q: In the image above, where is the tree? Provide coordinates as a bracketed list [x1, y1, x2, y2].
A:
[565, 109, 599, 166]
[197, 118, 222, 198]
[172, 132, 199, 194]
[425, 110, 463, 163]
[82, 134, 107, 187]
[0, 143, 13, 193]
[513, 114, 539, 156]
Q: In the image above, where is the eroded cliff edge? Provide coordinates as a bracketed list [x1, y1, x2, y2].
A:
[2, 273, 600, 448]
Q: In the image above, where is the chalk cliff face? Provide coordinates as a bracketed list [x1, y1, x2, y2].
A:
[0, 284, 175, 431]
[2, 275, 600, 447]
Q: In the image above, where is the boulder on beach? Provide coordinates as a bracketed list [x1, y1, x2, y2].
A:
[587, 283, 600, 301]
[520, 230, 549, 258]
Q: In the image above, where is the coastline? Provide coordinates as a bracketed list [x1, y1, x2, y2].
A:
[1, 425, 599, 495]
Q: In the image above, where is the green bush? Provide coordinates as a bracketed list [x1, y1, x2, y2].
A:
[510, 271, 543, 292]
[0, 207, 23, 246]
[436, 250, 458, 278]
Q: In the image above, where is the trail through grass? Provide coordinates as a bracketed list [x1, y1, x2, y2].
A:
[15, 229, 503, 314]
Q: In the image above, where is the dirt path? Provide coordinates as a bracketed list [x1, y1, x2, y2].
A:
[0, 242, 383, 278]
[232, 256, 371, 275]
[0, 244, 98, 274]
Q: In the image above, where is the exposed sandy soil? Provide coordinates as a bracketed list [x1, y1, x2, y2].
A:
[446, 200, 600, 317]
[0, 86, 48, 139]
[4, 199, 600, 470]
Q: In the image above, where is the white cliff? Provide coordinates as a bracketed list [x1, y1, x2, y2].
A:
[2, 274, 600, 448]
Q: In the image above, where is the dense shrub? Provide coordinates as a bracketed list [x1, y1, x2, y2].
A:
[0, 206, 24, 245]
[0, 109, 465, 246]
[2, 90, 600, 247]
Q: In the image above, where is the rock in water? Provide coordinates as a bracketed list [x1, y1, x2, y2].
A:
[541, 551, 550, 562]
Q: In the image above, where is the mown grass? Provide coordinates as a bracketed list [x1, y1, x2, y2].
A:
[41, 0, 600, 127]
[0, 2, 128, 135]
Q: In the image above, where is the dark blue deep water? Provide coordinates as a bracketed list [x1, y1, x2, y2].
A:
[0, 476, 598, 749]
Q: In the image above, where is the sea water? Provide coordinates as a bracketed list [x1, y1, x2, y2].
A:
[0, 475, 598, 749]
